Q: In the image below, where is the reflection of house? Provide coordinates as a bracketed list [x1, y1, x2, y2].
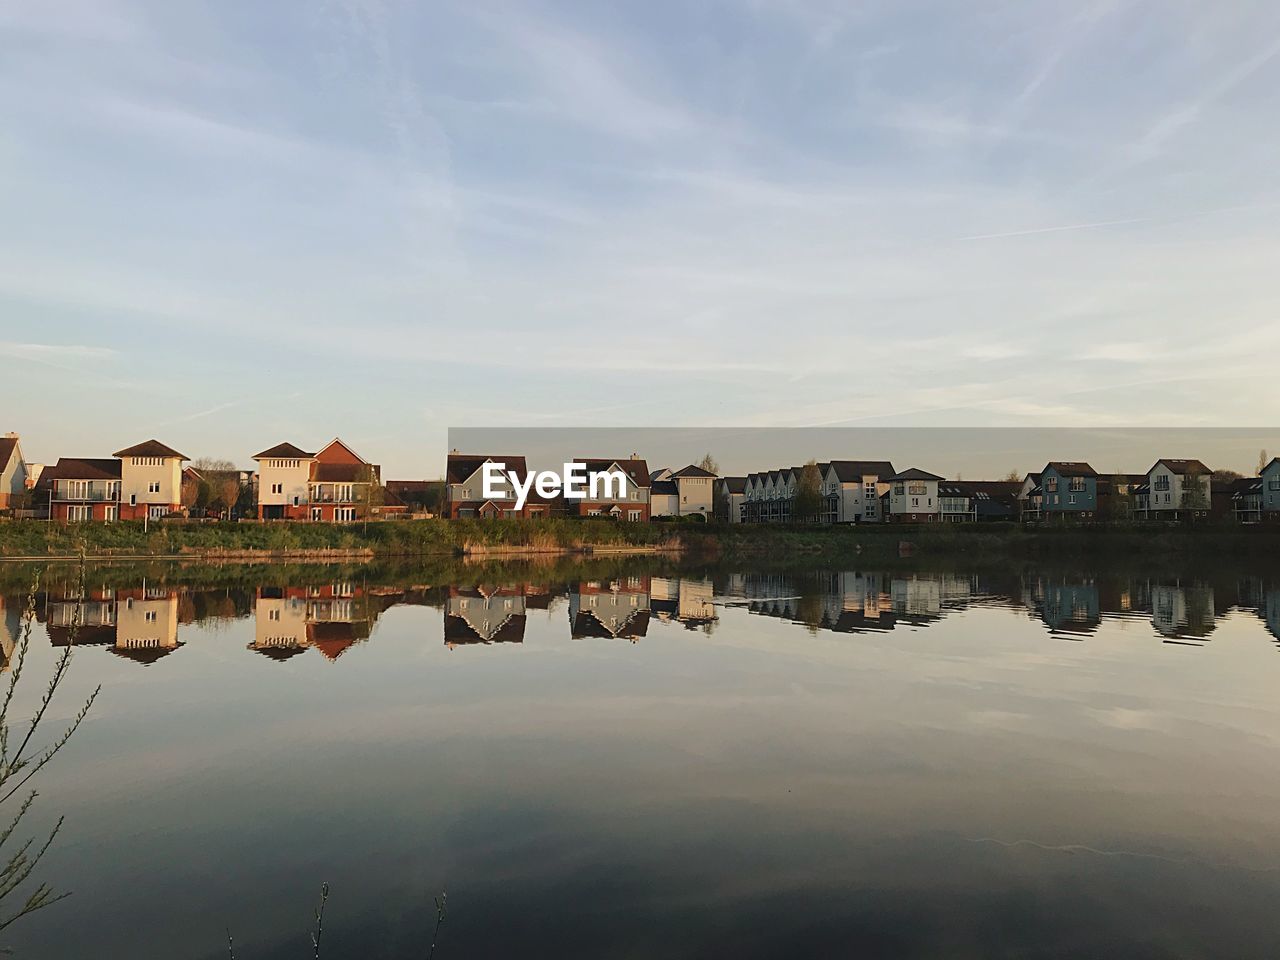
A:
[569, 578, 651, 640]
[110, 587, 182, 663]
[1151, 583, 1216, 640]
[650, 577, 715, 628]
[0, 596, 19, 670]
[1262, 588, 1280, 642]
[1037, 581, 1101, 637]
[249, 584, 376, 661]
[444, 585, 527, 647]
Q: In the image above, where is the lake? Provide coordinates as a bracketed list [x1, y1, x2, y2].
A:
[5, 555, 1280, 958]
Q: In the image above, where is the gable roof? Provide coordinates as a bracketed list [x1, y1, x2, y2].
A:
[315, 437, 367, 464]
[1263, 457, 1280, 474]
[650, 480, 678, 496]
[39, 457, 122, 483]
[575, 458, 651, 488]
[1043, 461, 1098, 478]
[312, 462, 378, 483]
[671, 464, 717, 478]
[254, 442, 315, 460]
[889, 467, 945, 481]
[0, 437, 19, 474]
[827, 460, 896, 482]
[113, 439, 188, 460]
[1149, 458, 1212, 476]
[446, 454, 528, 485]
[720, 476, 747, 494]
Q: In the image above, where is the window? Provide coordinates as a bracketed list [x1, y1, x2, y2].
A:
[1045, 477, 1058, 493]
[148, 481, 161, 494]
[272, 483, 283, 494]
[1069, 477, 1085, 492]
[894, 483, 904, 496]
[908, 482, 927, 496]
[1068, 493, 1076, 505]
[145, 611, 157, 623]
[1154, 476, 1170, 492]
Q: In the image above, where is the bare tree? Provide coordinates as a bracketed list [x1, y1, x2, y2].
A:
[1003, 470, 1022, 482]
[697, 454, 719, 476]
[0, 568, 99, 935]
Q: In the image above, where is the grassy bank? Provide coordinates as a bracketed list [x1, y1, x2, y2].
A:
[1, 517, 1277, 562]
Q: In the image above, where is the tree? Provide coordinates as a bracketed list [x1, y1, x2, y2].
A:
[354, 465, 385, 519]
[1260, 450, 1270, 475]
[1180, 469, 1210, 520]
[792, 460, 824, 523]
[1003, 470, 1022, 483]
[697, 454, 719, 476]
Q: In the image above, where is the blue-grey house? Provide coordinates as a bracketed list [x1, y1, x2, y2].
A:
[1263, 458, 1280, 518]
[1038, 462, 1100, 519]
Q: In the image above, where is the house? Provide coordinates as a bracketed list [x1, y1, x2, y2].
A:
[1231, 477, 1263, 523]
[444, 453, 537, 518]
[571, 456, 650, 521]
[0, 434, 30, 513]
[37, 458, 122, 522]
[1143, 459, 1213, 521]
[1018, 473, 1043, 522]
[716, 476, 746, 523]
[1098, 473, 1147, 521]
[885, 468, 943, 522]
[114, 440, 188, 519]
[649, 478, 679, 517]
[1038, 462, 1099, 519]
[384, 480, 444, 516]
[1263, 458, 1280, 520]
[822, 460, 896, 524]
[570, 578, 651, 640]
[254, 438, 381, 521]
[651, 464, 717, 518]
[937, 480, 1021, 522]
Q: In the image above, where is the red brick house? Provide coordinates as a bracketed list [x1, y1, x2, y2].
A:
[254, 438, 382, 521]
[569, 457, 650, 521]
[37, 458, 123, 522]
[444, 454, 543, 518]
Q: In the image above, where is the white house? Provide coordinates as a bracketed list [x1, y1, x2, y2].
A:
[0, 434, 29, 512]
[822, 460, 896, 523]
[254, 443, 315, 520]
[886, 468, 943, 522]
[1144, 459, 1213, 520]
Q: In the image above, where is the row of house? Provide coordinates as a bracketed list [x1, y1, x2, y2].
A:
[441, 453, 717, 520]
[6, 430, 1280, 524]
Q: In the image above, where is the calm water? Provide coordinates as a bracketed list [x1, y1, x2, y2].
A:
[5, 557, 1280, 959]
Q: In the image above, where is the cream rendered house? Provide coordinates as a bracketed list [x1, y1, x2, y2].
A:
[112, 588, 182, 664]
[822, 461, 896, 524]
[886, 468, 943, 522]
[254, 443, 315, 520]
[114, 440, 188, 519]
[1145, 459, 1212, 520]
[669, 465, 717, 518]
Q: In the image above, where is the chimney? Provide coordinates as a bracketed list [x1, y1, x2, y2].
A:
[3, 432, 16, 440]
[630, 452, 639, 460]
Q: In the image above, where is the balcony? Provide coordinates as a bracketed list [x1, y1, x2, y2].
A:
[52, 485, 119, 502]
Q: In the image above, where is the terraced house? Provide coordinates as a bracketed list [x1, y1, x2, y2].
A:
[823, 460, 895, 524]
[254, 438, 381, 521]
[885, 468, 943, 522]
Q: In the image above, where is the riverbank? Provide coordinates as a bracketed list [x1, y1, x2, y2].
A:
[3, 517, 1279, 563]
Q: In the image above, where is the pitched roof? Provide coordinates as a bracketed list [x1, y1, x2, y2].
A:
[254, 442, 315, 460]
[1149, 458, 1212, 476]
[671, 464, 717, 478]
[446, 454, 527, 485]
[39, 457, 122, 482]
[1232, 478, 1263, 498]
[1264, 457, 1280, 473]
[113, 439, 188, 460]
[312, 462, 378, 483]
[0, 437, 18, 474]
[575, 458, 651, 488]
[889, 467, 944, 481]
[651, 480, 678, 496]
[827, 460, 896, 482]
[720, 476, 747, 494]
[1044, 461, 1098, 478]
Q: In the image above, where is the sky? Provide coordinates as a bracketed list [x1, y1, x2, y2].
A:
[3, 1, 1280, 477]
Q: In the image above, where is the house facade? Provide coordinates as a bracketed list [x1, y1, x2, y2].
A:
[0, 434, 29, 512]
[716, 476, 746, 523]
[444, 453, 539, 518]
[254, 438, 381, 521]
[1263, 458, 1280, 519]
[1038, 462, 1099, 519]
[823, 460, 895, 524]
[651, 464, 717, 518]
[1143, 459, 1213, 521]
[937, 481, 1021, 522]
[886, 468, 943, 522]
[571, 457, 650, 521]
[114, 440, 188, 519]
[40, 458, 122, 522]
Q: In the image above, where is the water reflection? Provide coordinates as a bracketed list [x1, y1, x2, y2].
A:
[15, 566, 1280, 665]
